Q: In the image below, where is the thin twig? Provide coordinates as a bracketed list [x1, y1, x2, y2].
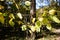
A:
[13, 0, 19, 10]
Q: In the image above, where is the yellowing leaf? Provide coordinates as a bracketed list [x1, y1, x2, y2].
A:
[9, 18, 15, 27]
[0, 15, 5, 24]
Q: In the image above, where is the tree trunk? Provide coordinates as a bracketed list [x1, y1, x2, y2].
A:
[30, 0, 36, 23]
[25, 0, 36, 40]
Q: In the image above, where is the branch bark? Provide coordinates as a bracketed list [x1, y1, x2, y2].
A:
[30, 0, 36, 23]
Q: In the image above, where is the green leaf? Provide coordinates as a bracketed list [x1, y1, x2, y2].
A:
[30, 26, 35, 32]
[50, 16, 60, 23]
[42, 11, 47, 17]
[46, 24, 52, 30]
[21, 25, 27, 31]
[35, 22, 42, 29]
[35, 21, 41, 26]
[17, 21, 23, 25]
[43, 18, 49, 25]
[17, 13, 23, 20]
[35, 25, 40, 32]
[9, 18, 15, 27]
[3, 13, 7, 16]
[36, 28, 40, 32]
[35, 21, 42, 32]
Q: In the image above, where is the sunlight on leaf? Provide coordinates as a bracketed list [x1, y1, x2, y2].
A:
[38, 17, 44, 22]
[25, 1, 31, 6]
[0, 12, 2, 15]
[46, 24, 52, 30]
[17, 13, 23, 20]
[30, 26, 35, 32]
[49, 9, 56, 15]
[21, 25, 27, 31]
[32, 18, 35, 23]
[35, 25, 40, 32]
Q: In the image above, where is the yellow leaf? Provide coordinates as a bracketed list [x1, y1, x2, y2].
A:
[9, 18, 15, 27]
[32, 18, 35, 23]
[0, 12, 2, 14]
[9, 14, 15, 19]
[0, 15, 5, 24]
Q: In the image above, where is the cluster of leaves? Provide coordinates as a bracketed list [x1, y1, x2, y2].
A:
[36, 7, 60, 32]
[0, 0, 31, 27]
[21, 8, 60, 33]
[0, 0, 60, 34]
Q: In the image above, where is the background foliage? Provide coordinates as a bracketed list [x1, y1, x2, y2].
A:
[0, 0, 60, 40]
